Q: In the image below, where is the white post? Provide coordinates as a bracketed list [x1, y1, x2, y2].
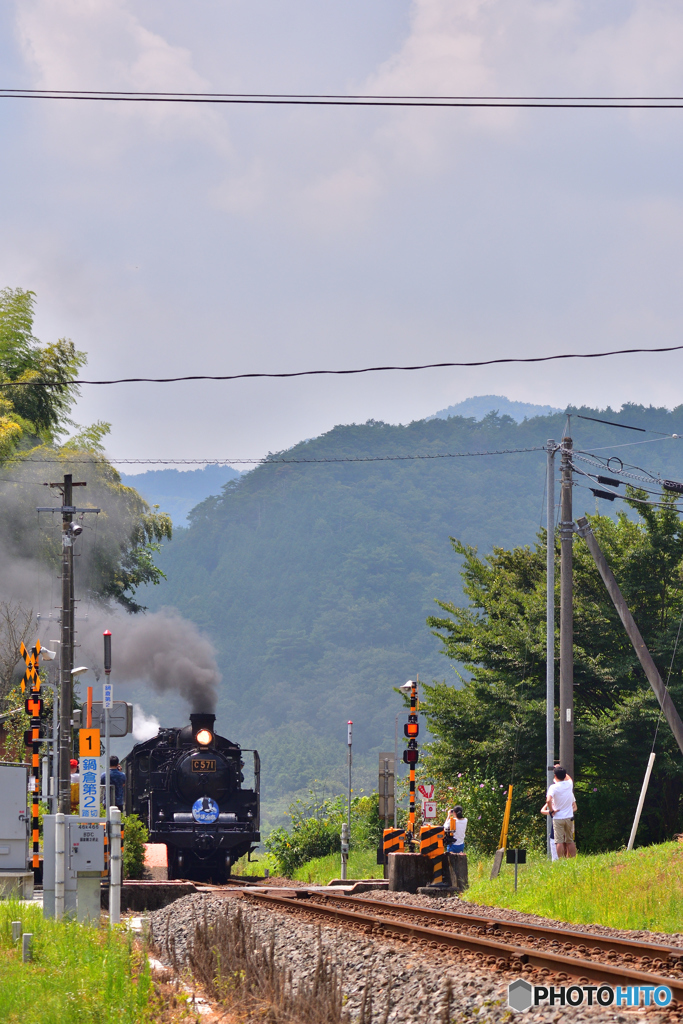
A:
[340, 821, 349, 882]
[104, 704, 110, 820]
[109, 807, 121, 925]
[41, 756, 49, 800]
[55, 812, 65, 920]
[546, 439, 556, 858]
[627, 752, 656, 851]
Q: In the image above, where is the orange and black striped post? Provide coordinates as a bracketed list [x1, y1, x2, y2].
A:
[382, 827, 405, 862]
[401, 679, 419, 849]
[22, 641, 43, 871]
[420, 824, 445, 885]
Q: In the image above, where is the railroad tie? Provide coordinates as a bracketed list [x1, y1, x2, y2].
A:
[420, 825, 445, 885]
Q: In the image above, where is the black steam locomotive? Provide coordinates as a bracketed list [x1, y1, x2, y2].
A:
[124, 712, 260, 883]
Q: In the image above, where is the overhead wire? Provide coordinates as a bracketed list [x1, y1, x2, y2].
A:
[0, 343, 682, 388]
[10, 445, 548, 465]
[8, 88, 683, 109]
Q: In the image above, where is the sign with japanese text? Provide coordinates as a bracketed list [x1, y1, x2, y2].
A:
[79, 756, 102, 818]
[103, 682, 113, 709]
[422, 800, 437, 820]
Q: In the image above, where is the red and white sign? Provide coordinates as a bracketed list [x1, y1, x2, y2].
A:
[422, 801, 437, 820]
[418, 783, 434, 800]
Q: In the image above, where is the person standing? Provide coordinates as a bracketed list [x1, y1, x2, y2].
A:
[443, 805, 468, 852]
[546, 766, 576, 858]
[101, 755, 126, 812]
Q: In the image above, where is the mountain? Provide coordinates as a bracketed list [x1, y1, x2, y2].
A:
[137, 402, 683, 824]
[427, 395, 562, 423]
[119, 465, 241, 524]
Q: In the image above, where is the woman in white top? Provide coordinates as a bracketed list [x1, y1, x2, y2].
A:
[444, 805, 468, 853]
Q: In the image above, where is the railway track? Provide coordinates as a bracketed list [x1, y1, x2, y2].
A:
[244, 890, 683, 1002]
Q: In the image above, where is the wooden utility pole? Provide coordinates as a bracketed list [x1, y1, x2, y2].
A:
[559, 437, 574, 780]
[576, 516, 683, 755]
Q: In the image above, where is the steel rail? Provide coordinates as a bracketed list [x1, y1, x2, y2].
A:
[313, 893, 683, 961]
[243, 891, 683, 1001]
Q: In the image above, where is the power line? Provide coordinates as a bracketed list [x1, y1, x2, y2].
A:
[7, 88, 683, 109]
[576, 414, 673, 437]
[1, 343, 682, 389]
[7, 445, 547, 466]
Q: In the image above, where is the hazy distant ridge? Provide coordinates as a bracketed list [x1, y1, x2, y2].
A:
[427, 395, 562, 423]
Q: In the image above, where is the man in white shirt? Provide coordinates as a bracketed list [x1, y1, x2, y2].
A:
[546, 766, 576, 858]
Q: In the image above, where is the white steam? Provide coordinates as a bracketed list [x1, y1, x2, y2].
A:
[132, 704, 160, 742]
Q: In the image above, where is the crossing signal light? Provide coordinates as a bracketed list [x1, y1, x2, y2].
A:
[404, 722, 419, 738]
[402, 749, 419, 764]
[24, 728, 42, 747]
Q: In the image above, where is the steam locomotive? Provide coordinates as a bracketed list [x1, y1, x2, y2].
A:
[124, 712, 260, 883]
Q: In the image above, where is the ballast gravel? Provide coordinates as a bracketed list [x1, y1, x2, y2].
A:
[353, 889, 683, 949]
[146, 891, 680, 1023]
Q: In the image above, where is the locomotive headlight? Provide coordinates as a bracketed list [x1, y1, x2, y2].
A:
[195, 728, 213, 746]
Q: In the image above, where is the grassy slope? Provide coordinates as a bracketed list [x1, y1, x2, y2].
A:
[465, 843, 683, 933]
[0, 901, 156, 1024]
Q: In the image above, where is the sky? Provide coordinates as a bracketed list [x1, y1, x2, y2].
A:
[3, 1, 683, 469]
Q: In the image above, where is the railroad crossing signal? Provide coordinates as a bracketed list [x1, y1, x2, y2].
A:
[19, 640, 41, 694]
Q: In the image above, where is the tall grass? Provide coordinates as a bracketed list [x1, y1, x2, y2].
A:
[464, 842, 683, 933]
[0, 900, 155, 1024]
[292, 849, 385, 884]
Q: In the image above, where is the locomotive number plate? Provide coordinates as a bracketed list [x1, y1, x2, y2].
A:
[192, 758, 216, 772]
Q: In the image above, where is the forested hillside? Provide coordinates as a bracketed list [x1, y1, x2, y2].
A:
[141, 403, 683, 817]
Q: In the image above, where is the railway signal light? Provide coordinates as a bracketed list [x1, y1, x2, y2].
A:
[404, 720, 418, 738]
[403, 748, 419, 764]
[25, 697, 43, 717]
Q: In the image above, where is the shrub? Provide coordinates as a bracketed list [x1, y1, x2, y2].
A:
[265, 789, 385, 876]
[122, 813, 148, 879]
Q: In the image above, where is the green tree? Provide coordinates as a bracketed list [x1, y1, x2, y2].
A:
[0, 287, 172, 612]
[423, 489, 683, 852]
[0, 288, 85, 442]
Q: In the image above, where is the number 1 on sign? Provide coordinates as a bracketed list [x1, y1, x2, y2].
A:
[79, 729, 100, 756]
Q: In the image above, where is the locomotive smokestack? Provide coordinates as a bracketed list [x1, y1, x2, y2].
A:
[190, 712, 216, 734]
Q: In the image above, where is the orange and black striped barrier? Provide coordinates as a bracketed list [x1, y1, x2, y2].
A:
[420, 824, 445, 885]
[382, 827, 405, 862]
[22, 641, 43, 872]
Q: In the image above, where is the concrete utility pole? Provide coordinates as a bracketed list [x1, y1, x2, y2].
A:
[546, 439, 557, 856]
[58, 473, 74, 814]
[40, 472, 91, 813]
[559, 437, 574, 781]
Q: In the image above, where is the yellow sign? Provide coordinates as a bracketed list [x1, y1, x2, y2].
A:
[79, 729, 100, 756]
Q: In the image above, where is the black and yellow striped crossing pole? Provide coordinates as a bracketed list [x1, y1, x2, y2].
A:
[382, 826, 405, 863]
[400, 679, 419, 849]
[419, 824, 445, 885]
[22, 641, 43, 871]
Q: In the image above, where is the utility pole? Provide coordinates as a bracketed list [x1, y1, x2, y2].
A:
[59, 473, 74, 814]
[546, 439, 556, 857]
[559, 437, 574, 781]
[39, 473, 90, 813]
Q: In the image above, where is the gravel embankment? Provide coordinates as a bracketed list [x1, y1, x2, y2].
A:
[146, 892, 681, 1023]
